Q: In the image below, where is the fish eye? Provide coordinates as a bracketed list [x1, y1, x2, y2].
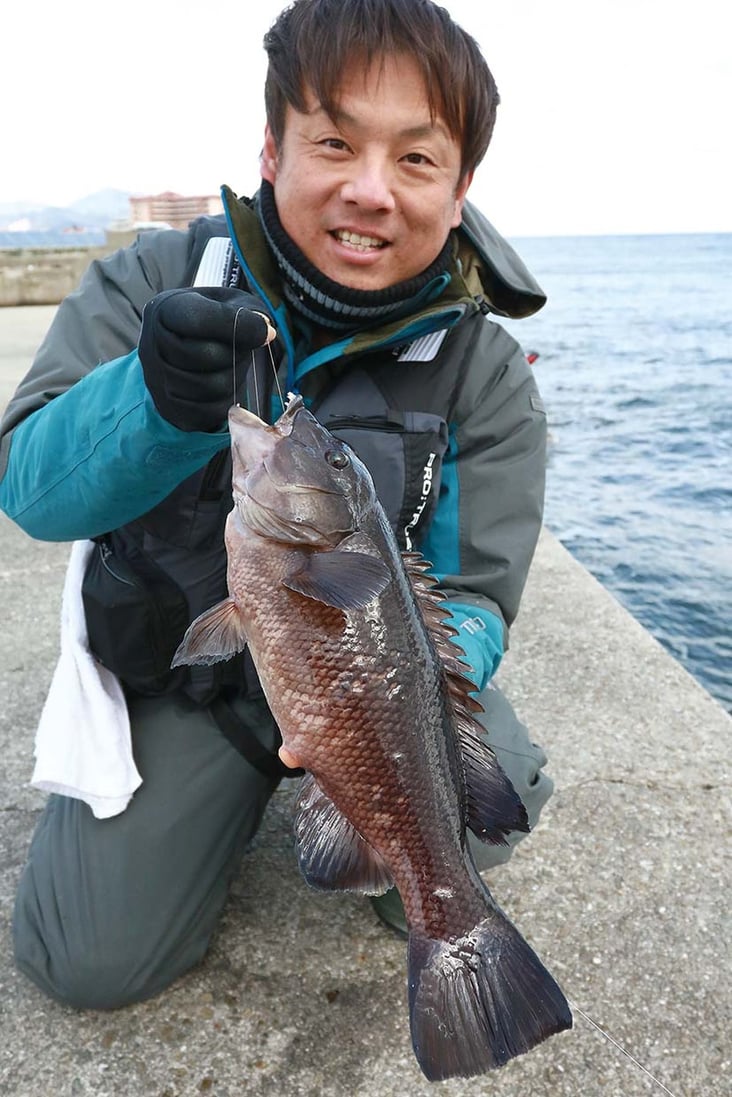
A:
[325, 448, 350, 469]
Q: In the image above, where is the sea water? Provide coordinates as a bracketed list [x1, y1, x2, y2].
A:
[501, 232, 731, 712]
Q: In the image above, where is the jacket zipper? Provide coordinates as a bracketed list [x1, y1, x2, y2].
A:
[99, 541, 137, 587]
[326, 415, 406, 433]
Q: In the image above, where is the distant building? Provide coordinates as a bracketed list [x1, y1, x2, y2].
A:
[129, 191, 223, 231]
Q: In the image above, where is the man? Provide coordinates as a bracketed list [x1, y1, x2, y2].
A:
[0, 0, 550, 1009]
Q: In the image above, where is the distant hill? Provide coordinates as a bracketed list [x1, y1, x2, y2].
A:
[66, 189, 133, 223]
[0, 189, 132, 233]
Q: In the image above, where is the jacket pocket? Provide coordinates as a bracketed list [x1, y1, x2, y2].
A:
[81, 535, 190, 695]
[325, 412, 449, 550]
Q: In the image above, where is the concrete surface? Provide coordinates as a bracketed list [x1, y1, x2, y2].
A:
[0, 306, 730, 1097]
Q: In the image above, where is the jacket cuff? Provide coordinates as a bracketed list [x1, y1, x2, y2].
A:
[441, 602, 505, 690]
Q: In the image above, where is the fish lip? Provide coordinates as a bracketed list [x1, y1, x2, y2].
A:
[229, 394, 306, 437]
[228, 399, 300, 440]
[273, 393, 306, 436]
[228, 404, 281, 482]
[228, 403, 267, 429]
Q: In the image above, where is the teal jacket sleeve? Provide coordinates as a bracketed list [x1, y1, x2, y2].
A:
[0, 352, 228, 541]
[442, 601, 504, 691]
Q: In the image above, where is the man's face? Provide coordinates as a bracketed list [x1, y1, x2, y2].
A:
[260, 53, 471, 292]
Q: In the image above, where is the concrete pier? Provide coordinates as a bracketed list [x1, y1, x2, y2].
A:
[0, 306, 729, 1096]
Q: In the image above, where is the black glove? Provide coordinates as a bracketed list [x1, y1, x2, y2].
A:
[139, 287, 273, 432]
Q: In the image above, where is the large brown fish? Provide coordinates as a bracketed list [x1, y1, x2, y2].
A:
[173, 394, 571, 1080]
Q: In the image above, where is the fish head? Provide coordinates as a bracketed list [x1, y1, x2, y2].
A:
[228, 395, 376, 547]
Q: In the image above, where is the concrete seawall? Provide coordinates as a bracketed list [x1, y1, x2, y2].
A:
[0, 247, 103, 307]
[0, 237, 137, 307]
[0, 306, 729, 1096]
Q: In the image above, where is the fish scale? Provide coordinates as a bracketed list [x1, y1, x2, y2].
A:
[173, 393, 572, 1080]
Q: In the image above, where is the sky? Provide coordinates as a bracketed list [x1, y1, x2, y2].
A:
[3, 0, 730, 236]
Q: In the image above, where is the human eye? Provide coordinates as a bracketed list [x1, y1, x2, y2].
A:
[401, 151, 436, 168]
[319, 136, 351, 152]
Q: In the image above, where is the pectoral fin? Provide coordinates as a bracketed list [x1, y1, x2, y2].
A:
[283, 548, 391, 610]
[294, 773, 393, 895]
[171, 597, 249, 667]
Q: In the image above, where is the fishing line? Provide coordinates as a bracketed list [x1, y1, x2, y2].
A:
[231, 306, 248, 410]
[251, 349, 261, 417]
[568, 998, 679, 1096]
[231, 308, 280, 419]
[267, 337, 284, 411]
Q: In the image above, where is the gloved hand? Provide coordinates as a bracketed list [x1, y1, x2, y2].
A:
[139, 287, 275, 432]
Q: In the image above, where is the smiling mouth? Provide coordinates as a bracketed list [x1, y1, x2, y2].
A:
[332, 229, 388, 252]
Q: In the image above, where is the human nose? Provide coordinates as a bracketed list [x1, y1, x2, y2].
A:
[339, 153, 396, 212]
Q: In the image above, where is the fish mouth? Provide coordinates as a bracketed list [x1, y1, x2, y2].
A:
[228, 403, 268, 430]
[230, 392, 346, 501]
[228, 403, 282, 487]
[228, 393, 304, 438]
[228, 395, 327, 487]
[276, 392, 306, 434]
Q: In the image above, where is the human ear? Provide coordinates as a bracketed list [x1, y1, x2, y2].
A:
[260, 125, 279, 184]
[451, 170, 474, 227]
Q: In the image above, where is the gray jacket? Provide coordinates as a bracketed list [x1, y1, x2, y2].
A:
[0, 192, 547, 699]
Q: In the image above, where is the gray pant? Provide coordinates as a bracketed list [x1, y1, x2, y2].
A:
[470, 682, 553, 871]
[13, 683, 552, 1009]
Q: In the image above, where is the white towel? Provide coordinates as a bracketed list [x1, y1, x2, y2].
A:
[31, 539, 142, 819]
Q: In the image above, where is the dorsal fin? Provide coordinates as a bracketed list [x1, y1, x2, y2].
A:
[402, 550, 529, 844]
[401, 551, 475, 685]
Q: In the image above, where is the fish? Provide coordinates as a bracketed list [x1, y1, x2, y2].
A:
[173, 393, 572, 1081]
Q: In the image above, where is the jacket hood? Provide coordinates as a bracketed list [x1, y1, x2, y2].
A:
[456, 201, 546, 319]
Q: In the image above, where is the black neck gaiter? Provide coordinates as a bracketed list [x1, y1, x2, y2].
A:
[256, 180, 453, 332]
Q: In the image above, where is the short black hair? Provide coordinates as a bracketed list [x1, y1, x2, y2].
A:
[263, 0, 500, 179]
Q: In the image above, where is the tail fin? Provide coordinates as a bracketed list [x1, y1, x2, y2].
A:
[408, 912, 572, 1081]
